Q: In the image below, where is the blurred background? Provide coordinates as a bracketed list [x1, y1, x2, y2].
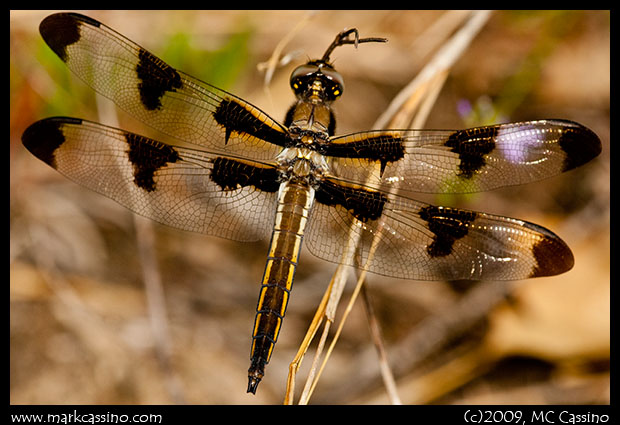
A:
[10, 10, 609, 405]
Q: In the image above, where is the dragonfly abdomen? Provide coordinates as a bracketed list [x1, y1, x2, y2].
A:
[247, 181, 315, 394]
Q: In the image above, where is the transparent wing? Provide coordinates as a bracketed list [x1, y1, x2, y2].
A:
[305, 186, 574, 280]
[40, 12, 289, 162]
[328, 120, 601, 194]
[22, 117, 278, 242]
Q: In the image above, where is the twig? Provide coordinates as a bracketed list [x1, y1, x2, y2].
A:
[361, 284, 402, 405]
[284, 275, 333, 404]
[302, 223, 383, 403]
[258, 11, 317, 87]
[374, 10, 492, 129]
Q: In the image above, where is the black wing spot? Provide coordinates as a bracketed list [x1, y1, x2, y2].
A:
[22, 117, 82, 168]
[315, 179, 387, 222]
[445, 127, 497, 178]
[39, 13, 94, 62]
[327, 109, 337, 136]
[213, 99, 290, 147]
[210, 157, 280, 193]
[522, 221, 575, 277]
[136, 48, 183, 111]
[556, 121, 602, 171]
[419, 206, 476, 257]
[125, 133, 180, 192]
[324, 134, 405, 176]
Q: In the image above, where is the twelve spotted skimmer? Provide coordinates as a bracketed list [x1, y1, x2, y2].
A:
[22, 13, 601, 394]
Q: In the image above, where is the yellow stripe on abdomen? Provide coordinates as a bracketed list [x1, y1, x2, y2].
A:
[247, 181, 315, 393]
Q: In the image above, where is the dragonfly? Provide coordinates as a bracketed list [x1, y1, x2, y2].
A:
[21, 13, 601, 394]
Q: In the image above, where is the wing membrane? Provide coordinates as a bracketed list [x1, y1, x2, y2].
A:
[328, 120, 601, 194]
[306, 184, 574, 280]
[22, 117, 278, 242]
[39, 13, 287, 161]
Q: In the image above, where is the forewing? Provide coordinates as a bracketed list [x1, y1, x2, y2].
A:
[328, 120, 601, 194]
[39, 13, 289, 161]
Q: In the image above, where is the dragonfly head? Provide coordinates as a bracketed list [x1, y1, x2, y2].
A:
[289, 28, 386, 104]
[290, 60, 344, 103]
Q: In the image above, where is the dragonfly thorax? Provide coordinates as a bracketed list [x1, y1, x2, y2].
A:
[276, 147, 328, 184]
[286, 100, 335, 136]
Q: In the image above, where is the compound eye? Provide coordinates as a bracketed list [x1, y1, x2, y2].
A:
[321, 68, 344, 98]
[325, 73, 344, 99]
[290, 64, 320, 93]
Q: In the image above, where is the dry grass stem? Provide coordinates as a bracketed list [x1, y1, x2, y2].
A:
[374, 10, 492, 129]
[361, 284, 402, 405]
[287, 235, 361, 403]
[284, 276, 333, 404]
[258, 11, 317, 88]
